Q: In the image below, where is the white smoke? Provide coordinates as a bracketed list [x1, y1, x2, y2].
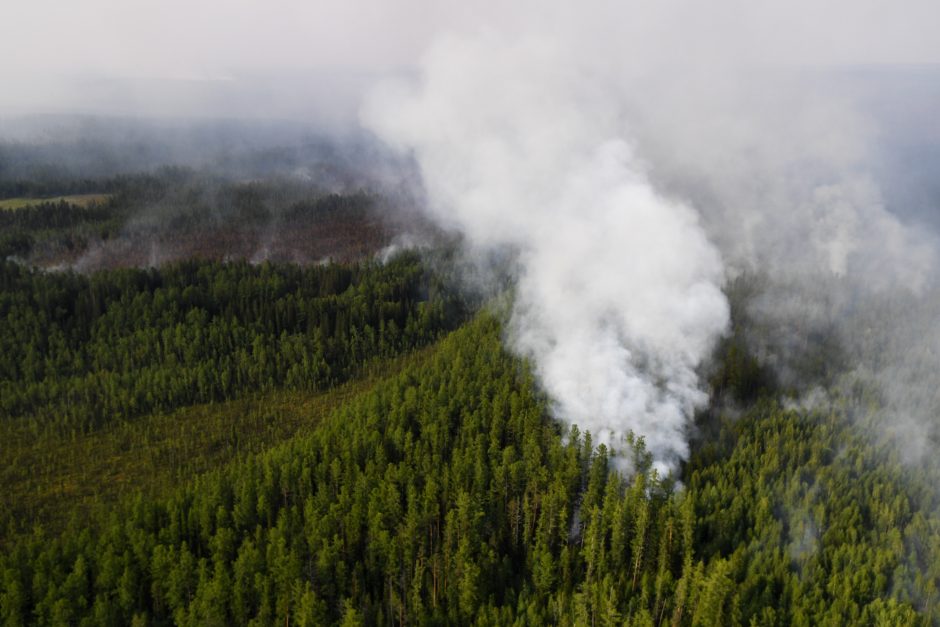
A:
[362, 3, 940, 474]
[363, 31, 729, 472]
[625, 73, 937, 292]
[624, 69, 940, 452]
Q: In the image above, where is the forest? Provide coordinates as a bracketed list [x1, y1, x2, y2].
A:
[0, 168, 417, 268]
[1, 172, 939, 626]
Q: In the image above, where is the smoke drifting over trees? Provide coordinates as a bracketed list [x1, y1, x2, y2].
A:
[362, 33, 730, 472]
[362, 2, 940, 472]
[3, 0, 940, 472]
[5, 3, 940, 624]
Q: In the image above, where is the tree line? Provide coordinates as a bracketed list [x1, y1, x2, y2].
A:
[0, 253, 460, 437]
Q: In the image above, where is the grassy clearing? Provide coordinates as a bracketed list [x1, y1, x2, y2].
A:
[0, 193, 111, 210]
[0, 343, 438, 542]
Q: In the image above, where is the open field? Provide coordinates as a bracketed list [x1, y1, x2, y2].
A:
[0, 193, 111, 210]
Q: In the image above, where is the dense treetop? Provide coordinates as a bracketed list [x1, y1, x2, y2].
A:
[1, 191, 938, 625]
[2, 313, 938, 625]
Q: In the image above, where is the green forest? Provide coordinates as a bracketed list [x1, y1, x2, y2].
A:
[1, 182, 939, 626]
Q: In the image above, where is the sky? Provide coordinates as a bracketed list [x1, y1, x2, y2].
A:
[3, 0, 940, 122]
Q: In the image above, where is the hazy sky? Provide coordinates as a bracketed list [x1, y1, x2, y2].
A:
[2, 0, 940, 121]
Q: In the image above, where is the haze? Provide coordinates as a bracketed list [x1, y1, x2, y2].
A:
[3, 0, 940, 123]
[4, 0, 940, 473]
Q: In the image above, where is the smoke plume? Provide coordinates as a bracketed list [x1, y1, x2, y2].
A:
[363, 3, 940, 473]
[363, 31, 730, 473]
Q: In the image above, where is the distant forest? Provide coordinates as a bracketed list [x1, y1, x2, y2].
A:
[0, 167, 425, 268]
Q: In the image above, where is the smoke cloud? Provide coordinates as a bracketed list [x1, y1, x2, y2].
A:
[363, 3, 940, 472]
[5, 0, 940, 472]
[363, 31, 730, 473]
